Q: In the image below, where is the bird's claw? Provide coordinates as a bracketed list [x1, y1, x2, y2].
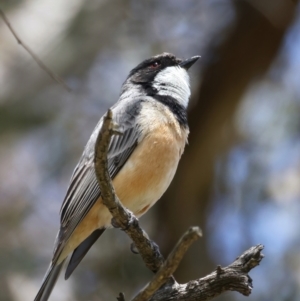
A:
[130, 243, 139, 254]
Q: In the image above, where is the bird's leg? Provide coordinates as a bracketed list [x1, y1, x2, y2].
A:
[111, 216, 122, 229]
[130, 243, 139, 254]
[110, 209, 135, 230]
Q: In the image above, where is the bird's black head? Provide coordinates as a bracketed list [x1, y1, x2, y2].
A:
[128, 53, 182, 84]
[121, 53, 200, 109]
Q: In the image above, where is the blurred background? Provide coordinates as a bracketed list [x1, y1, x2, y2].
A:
[1, 0, 300, 300]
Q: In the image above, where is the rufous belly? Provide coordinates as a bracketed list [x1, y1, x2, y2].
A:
[58, 122, 187, 262]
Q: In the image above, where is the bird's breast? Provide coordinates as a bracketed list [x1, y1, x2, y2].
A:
[112, 102, 188, 217]
[58, 103, 188, 260]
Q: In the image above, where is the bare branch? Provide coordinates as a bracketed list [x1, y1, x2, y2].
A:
[132, 227, 202, 301]
[148, 244, 264, 301]
[0, 9, 71, 92]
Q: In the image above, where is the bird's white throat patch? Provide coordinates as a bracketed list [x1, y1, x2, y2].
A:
[153, 66, 191, 108]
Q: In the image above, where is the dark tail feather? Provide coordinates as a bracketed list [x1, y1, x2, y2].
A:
[65, 228, 105, 280]
[34, 259, 65, 301]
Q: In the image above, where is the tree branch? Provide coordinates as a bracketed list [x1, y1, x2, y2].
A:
[148, 244, 264, 301]
[0, 9, 71, 92]
[94, 109, 265, 301]
[132, 227, 202, 301]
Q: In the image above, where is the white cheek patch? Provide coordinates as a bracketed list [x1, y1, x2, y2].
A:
[153, 66, 191, 108]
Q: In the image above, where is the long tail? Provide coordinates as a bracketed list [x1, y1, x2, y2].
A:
[34, 259, 66, 301]
[65, 228, 105, 280]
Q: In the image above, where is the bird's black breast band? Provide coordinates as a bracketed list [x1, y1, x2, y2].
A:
[135, 82, 188, 128]
[153, 95, 188, 128]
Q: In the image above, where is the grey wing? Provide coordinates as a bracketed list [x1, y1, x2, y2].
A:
[53, 100, 142, 260]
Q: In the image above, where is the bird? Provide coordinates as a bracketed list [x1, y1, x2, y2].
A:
[34, 52, 200, 301]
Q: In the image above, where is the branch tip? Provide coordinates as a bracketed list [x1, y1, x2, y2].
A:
[0, 9, 71, 92]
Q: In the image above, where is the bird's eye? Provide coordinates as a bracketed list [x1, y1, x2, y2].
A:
[150, 61, 161, 69]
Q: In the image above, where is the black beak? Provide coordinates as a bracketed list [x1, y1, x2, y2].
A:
[179, 56, 200, 70]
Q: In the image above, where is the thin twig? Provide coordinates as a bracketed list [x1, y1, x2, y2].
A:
[0, 9, 71, 92]
[94, 109, 164, 273]
[132, 227, 202, 301]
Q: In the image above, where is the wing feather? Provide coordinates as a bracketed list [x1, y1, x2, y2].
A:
[53, 100, 142, 260]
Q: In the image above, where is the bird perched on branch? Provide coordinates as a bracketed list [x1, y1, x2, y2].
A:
[34, 52, 200, 301]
